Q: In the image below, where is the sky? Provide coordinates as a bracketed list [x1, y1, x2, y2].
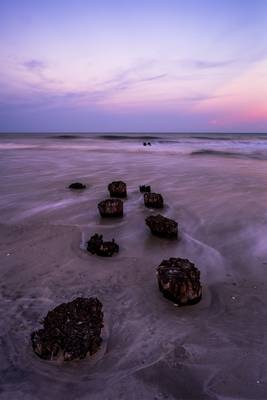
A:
[0, 0, 267, 133]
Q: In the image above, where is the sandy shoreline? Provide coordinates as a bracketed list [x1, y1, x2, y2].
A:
[0, 138, 267, 399]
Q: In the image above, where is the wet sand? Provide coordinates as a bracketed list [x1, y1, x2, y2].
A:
[0, 134, 267, 399]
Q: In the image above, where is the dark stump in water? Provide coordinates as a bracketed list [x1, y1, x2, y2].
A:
[69, 182, 86, 189]
[144, 192, 164, 208]
[87, 234, 119, 257]
[156, 258, 202, 305]
[98, 199, 123, 217]
[108, 181, 127, 198]
[139, 185, 151, 193]
[31, 297, 103, 361]
[146, 214, 178, 239]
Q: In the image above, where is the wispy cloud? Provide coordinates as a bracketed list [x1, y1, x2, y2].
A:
[23, 59, 46, 72]
[0, 84, 118, 113]
[102, 62, 167, 92]
[140, 74, 167, 82]
[21, 58, 61, 87]
[193, 60, 235, 69]
[19, 59, 168, 106]
[185, 59, 236, 69]
[182, 53, 267, 70]
[181, 94, 229, 102]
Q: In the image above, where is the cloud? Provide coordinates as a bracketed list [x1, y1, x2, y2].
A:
[21, 58, 61, 87]
[23, 59, 46, 72]
[101, 61, 167, 92]
[140, 74, 167, 82]
[0, 84, 115, 114]
[5, 60, 167, 111]
[181, 94, 229, 102]
[183, 52, 267, 70]
[187, 59, 235, 69]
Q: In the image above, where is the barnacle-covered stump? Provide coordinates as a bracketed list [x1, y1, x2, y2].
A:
[31, 297, 103, 361]
[98, 199, 123, 217]
[87, 233, 119, 257]
[108, 181, 127, 198]
[139, 185, 151, 193]
[146, 214, 178, 239]
[69, 182, 86, 189]
[156, 258, 202, 305]
[144, 192, 164, 208]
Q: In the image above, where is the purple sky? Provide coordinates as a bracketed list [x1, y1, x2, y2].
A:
[0, 0, 267, 132]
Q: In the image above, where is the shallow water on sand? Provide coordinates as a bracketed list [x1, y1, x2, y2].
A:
[0, 133, 267, 399]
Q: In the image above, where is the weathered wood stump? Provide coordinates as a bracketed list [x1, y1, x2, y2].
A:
[146, 214, 178, 239]
[87, 234, 119, 257]
[139, 185, 151, 193]
[69, 182, 86, 189]
[156, 258, 202, 305]
[98, 199, 123, 217]
[144, 192, 164, 208]
[31, 297, 103, 361]
[108, 181, 127, 198]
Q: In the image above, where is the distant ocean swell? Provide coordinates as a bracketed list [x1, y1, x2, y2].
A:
[1, 134, 267, 161]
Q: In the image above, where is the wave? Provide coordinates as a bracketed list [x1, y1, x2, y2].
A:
[190, 149, 267, 160]
[96, 134, 161, 140]
[192, 135, 237, 141]
[48, 134, 162, 141]
[49, 135, 84, 139]
[0, 143, 39, 150]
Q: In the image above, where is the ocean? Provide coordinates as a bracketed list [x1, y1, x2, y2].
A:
[0, 132, 267, 399]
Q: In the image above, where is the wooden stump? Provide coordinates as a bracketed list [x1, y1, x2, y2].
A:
[144, 192, 164, 208]
[98, 199, 123, 217]
[69, 182, 86, 189]
[156, 258, 202, 305]
[108, 181, 127, 198]
[31, 297, 103, 361]
[146, 214, 178, 239]
[139, 185, 151, 193]
[87, 233, 119, 257]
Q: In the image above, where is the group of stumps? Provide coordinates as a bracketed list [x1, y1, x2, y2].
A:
[31, 181, 202, 362]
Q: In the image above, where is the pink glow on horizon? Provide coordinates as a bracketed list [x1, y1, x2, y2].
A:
[194, 58, 267, 128]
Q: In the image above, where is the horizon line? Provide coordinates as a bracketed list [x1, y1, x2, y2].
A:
[1, 131, 267, 135]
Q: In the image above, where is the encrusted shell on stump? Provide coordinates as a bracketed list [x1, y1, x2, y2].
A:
[98, 198, 123, 217]
[31, 297, 103, 361]
[108, 181, 127, 198]
[87, 233, 119, 257]
[144, 192, 164, 208]
[156, 258, 202, 305]
[145, 214, 178, 239]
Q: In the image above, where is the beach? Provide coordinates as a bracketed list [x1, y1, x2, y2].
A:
[0, 133, 267, 399]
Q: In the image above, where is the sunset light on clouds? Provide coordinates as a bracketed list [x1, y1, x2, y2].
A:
[0, 0, 266, 132]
